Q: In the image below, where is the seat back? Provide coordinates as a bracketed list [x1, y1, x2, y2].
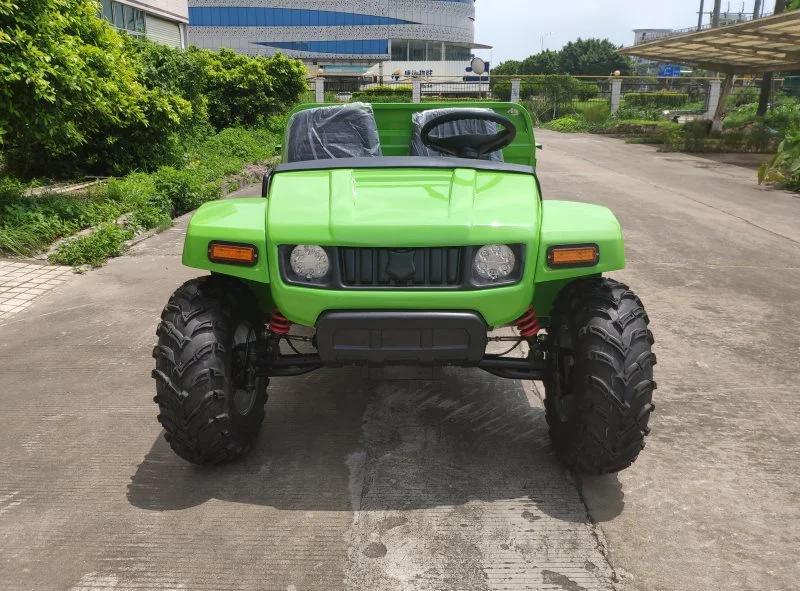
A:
[285, 103, 382, 163]
[410, 108, 505, 162]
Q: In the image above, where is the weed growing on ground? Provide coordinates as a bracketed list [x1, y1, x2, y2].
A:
[49, 224, 135, 267]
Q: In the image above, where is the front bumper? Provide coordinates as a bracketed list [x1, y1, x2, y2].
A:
[315, 311, 488, 367]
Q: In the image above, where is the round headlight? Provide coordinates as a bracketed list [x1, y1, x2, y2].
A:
[290, 245, 330, 280]
[474, 244, 515, 281]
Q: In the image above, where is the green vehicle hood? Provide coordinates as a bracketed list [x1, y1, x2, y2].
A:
[266, 167, 541, 246]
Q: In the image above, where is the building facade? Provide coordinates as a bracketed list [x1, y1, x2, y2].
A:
[186, 0, 483, 70]
[100, 0, 189, 49]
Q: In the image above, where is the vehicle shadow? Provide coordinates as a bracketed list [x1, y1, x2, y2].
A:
[128, 367, 624, 522]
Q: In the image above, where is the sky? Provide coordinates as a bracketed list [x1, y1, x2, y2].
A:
[474, 0, 765, 64]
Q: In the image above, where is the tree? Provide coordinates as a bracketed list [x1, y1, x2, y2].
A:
[557, 38, 634, 76]
[491, 60, 522, 76]
[520, 51, 562, 75]
[0, 0, 190, 175]
[196, 48, 307, 130]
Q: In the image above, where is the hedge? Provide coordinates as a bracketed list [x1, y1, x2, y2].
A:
[352, 86, 413, 102]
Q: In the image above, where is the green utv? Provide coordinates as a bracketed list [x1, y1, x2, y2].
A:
[152, 102, 656, 474]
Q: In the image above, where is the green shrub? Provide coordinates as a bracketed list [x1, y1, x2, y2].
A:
[724, 97, 800, 137]
[728, 87, 759, 108]
[198, 49, 307, 130]
[0, 178, 25, 201]
[574, 81, 600, 101]
[543, 117, 589, 133]
[759, 131, 800, 191]
[623, 92, 689, 109]
[49, 224, 134, 267]
[580, 101, 611, 124]
[153, 167, 215, 216]
[611, 104, 665, 122]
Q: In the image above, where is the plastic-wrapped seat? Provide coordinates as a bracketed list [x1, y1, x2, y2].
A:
[285, 103, 382, 163]
[410, 108, 505, 162]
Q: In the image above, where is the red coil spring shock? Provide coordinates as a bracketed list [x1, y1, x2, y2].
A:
[268, 309, 292, 335]
[515, 306, 540, 338]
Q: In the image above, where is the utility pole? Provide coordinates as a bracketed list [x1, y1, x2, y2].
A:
[757, 0, 788, 116]
[711, 0, 723, 27]
[698, 0, 706, 29]
[753, 0, 762, 18]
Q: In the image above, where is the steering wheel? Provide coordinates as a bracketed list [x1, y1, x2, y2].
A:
[420, 111, 517, 159]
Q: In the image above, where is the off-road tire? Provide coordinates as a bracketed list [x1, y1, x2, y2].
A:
[544, 278, 656, 474]
[152, 276, 269, 465]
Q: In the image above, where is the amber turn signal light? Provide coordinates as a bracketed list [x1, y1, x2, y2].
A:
[208, 241, 258, 266]
[547, 244, 599, 268]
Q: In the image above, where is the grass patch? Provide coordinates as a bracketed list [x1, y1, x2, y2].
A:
[49, 224, 135, 267]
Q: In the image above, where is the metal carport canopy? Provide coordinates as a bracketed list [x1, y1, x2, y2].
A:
[621, 11, 800, 74]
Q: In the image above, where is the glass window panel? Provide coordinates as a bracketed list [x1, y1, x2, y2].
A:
[112, 2, 124, 27]
[344, 12, 354, 26]
[101, 0, 112, 22]
[301, 10, 309, 25]
[309, 10, 318, 26]
[409, 40, 426, 61]
[391, 40, 407, 61]
[125, 5, 136, 31]
[291, 10, 301, 26]
[136, 9, 146, 32]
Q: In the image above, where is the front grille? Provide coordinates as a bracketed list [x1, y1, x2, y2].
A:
[340, 247, 465, 287]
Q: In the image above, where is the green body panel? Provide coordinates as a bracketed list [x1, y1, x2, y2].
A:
[535, 201, 625, 282]
[267, 166, 541, 328]
[182, 198, 270, 283]
[284, 102, 538, 168]
[181, 102, 626, 330]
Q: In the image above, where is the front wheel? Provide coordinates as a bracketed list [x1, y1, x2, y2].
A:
[545, 278, 656, 474]
[152, 276, 269, 465]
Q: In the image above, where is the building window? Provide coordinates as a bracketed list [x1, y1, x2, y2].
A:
[391, 40, 408, 61]
[408, 40, 428, 61]
[101, 0, 146, 35]
[255, 40, 390, 56]
[445, 44, 472, 60]
[189, 8, 416, 27]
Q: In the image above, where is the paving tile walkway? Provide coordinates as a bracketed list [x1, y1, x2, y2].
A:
[0, 260, 74, 322]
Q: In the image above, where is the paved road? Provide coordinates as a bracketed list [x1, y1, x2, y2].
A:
[1, 133, 798, 590]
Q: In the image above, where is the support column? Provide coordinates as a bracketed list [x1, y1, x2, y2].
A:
[315, 77, 325, 103]
[412, 78, 421, 103]
[510, 79, 521, 104]
[712, 74, 734, 132]
[705, 78, 722, 120]
[610, 78, 623, 114]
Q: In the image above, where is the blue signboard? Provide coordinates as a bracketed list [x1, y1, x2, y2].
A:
[658, 65, 681, 77]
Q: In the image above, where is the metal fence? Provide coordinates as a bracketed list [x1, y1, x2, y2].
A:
[303, 75, 789, 123]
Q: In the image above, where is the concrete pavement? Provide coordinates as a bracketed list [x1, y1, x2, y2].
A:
[534, 130, 800, 591]
[0, 132, 798, 590]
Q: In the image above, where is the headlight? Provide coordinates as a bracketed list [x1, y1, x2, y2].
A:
[290, 245, 330, 279]
[474, 244, 515, 281]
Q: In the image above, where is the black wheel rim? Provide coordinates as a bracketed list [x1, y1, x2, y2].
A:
[231, 322, 258, 417]
[553, 323, 577, 422]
